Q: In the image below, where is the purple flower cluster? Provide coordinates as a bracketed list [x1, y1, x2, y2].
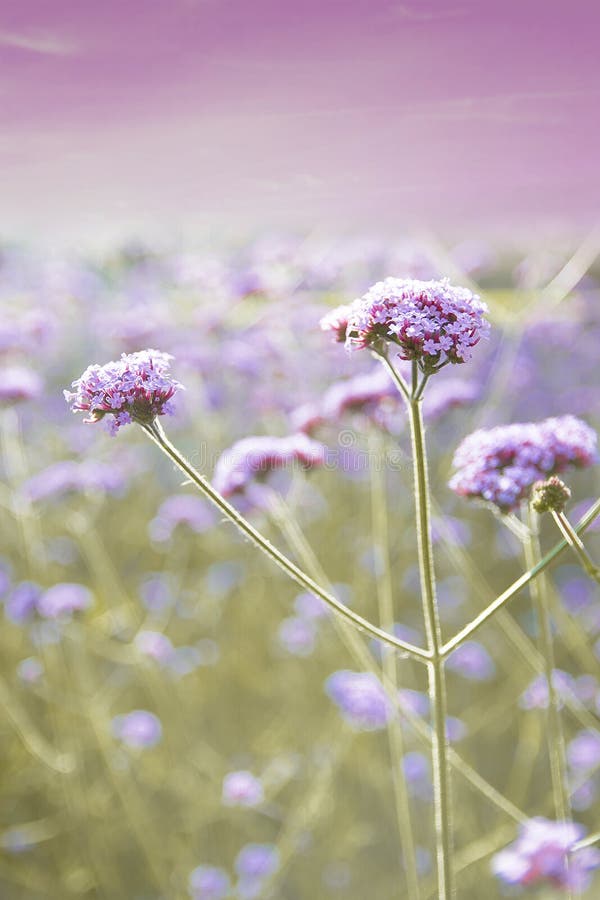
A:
[449, 415, 597, 512]
[235, 843, 280, 898]
[0, 366, 43, 405]
[24, 460, 126, 502]
[188, 865, 231, 900]
[212, 434, 326, 498]
[64, 349, 183, 434]
[325, 670, 392, 731]
[149, 495, 215, 542]
[111, 710, 162, 749]
[5, 581, 93, 624]
[321, 277, 489, 371]
[492, 818, 600, 890]
[222, 770, 264, 807]
[319, 304, 353, 343]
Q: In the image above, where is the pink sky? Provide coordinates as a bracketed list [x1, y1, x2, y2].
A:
[1, 0, 599, 243]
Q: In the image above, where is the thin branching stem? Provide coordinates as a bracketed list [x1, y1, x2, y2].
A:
[140, 420, 430, 663]
[441, 498, 600, 656]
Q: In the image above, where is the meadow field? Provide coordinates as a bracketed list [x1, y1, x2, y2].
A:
[1, 234, 599, 899]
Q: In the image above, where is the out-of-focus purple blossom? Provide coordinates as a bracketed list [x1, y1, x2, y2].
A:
[402, 752, 432, 800]
[134, 630, 175, 664]
[64, 349, 183, 434]
[212, 434, 326, 498]
[204, 562, 245, 597]
[288, 403, 324, 436]
[0, 308, 55, 355]
[16, 657, 44, 684]
[167, 645, 203, 677]
[446, 641, 496, 681]
[319, 304, 353, 343]
[0, 828, 35, 854]
[234, 843, 280, 886]
[492, 818, 600, 890]
[519, 670, 576, 710]
[446, 716, 468, 742]
[430, 516, 472, 548]
[567, 731, 600, 773]
[570, 499, 600, 532]
[556, 571, 597, 614]
[149, 495, 215, 542]
[422, 377, 480, 421]
[4, 581, 41, 624]
[139, 573, 174, 612]
[188, 865, 231, 900]
[293, 592, 329, 620]
[343, 277, 489, 371]
[321, 368, 397, 421]
[111, 710, 162, 749]
[325, 670, 392, 731]
[450, 416, 598, 512]
[24, 460, 126, 502]
[0, 366, 43, 405]
[37, 583, 93, 620]
[222, 770, 264, 807]
[570, 778, 598, 812]
[277, 616, 317, 657]
[398, 688, 429, 717]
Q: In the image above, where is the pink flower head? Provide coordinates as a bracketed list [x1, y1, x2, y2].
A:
[212, 434, 326, 498]
[319, 304, 353, 343]
[64, 349, 183, 434]
[344, 277, 489, 372]
[492, 818, 600, 891]
[0, 366, 43, 405]
[449, 415, 597, 512]
[222, 770, 264, 807]
[322, 367, 397, 420]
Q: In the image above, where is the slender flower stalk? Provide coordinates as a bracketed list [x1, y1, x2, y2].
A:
[441, 497, 600, 656]
[550, 510, 600, 584]
[381, 355, 454, 899]
[521, 507, 571, 834]
[140, 419, 430, 662]
[369, 433, 421, 899]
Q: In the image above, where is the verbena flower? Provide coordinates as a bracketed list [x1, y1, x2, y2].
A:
[449, 416, 597, 512]
[36, 583, 93, 620]
[321, 368, 398, 420]
[337, 277, 489, 371]
[492, 818, 600, 890]
[222, 771, 264, 807]
[212, 434, 326, 498]
[531, 476, 571, 513]
[134, 629, 175, 665]
[148, 495, 215, 542]
[24, 460, 126, 502]
[64, 349, 183, 434]
[188, 865, 231, 900]
[277, 616, 317, 656]
[446, 641, 496, 681]
[234, 843, 280, 882]
[111, 710, 162, 749]
[0, 366, 43, 405]
[319, 304, 353, 343]
[325, 670, 392, 731]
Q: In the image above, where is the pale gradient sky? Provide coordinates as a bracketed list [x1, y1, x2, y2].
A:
[1, 0, 599, 244]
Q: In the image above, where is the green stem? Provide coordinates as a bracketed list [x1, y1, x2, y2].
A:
[441, 497, 600, 656]
[140, 420, 430, 663]
[269, 494, 527, 827]
[369, 434, 421, 899]
[407, 397, 454, 899]
[552, 510, 600, 584]
[523, 508, 572, 896]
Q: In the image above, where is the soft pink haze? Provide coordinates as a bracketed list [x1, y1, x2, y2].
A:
[2, 0, 599, 243]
